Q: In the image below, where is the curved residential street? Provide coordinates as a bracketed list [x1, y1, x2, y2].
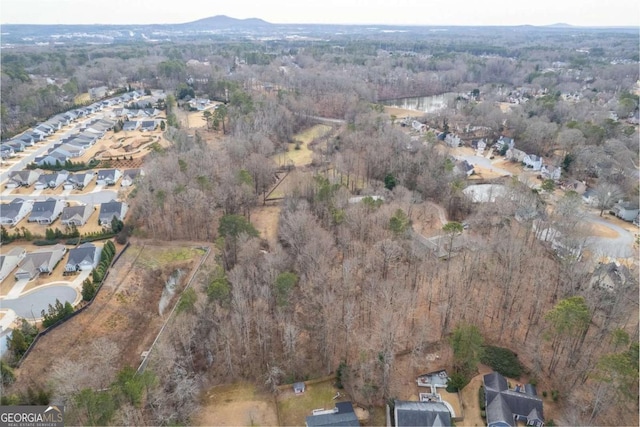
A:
[584, 214, 636, 259]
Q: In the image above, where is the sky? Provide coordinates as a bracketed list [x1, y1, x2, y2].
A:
[1, 0, 639, 27]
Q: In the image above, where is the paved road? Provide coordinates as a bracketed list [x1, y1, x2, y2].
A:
[584, 214, 635, 259]
[1, 189, 118, 205]
[0, 285, 78, 320]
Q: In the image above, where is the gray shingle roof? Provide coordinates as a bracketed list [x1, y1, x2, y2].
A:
[66, 243, 97, 267]
[306, 402, 359, 427]
[483, 372, 543, 427]
[394, 400, 451, 427]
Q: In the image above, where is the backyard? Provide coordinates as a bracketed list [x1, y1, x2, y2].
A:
[194, 382, 279, 426]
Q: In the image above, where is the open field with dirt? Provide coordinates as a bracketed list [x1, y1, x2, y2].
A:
[11, 241, 207, 391]
[384, 106, 423, 118]
[194, 382, 279, 427]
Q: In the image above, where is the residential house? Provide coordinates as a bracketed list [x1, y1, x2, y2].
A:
[65, 172, 95, 190]
[98, 200, 128, 226]
[64, 243, 100, 272]
[523, 154, 543, 171]
[590, 262, 633, 292]
[305, 402, 360, 427]
[0, 145, 16, 159]
[96, 169, 122, 186]
[445, 133, 462, 148]
[6, 140, 26, 153]
[506, 148, 526, 163]
[0, 247, 26, 282]
[140, 120, 157, 131]
[610, 201, 640, 222]
[455, 160, 475, 177]
[30, 132, 45, 142]
[6, 170, 41, 188]
[0, 198, 34, 226]
[393, 400, 452, 427]
[484, 372, 544, 427]
[89, 86, 108, 100]
[34, 171, 70, 190]
[60, 204, 94, 226]
[34, 151, 69, 167]
[35, 123, 55, 136]
[18, 134, 36, 146]
[29, 198, 65, 224]
[189, 98, 211, 111]
[472, 139, 487, 155]
[122, 120, 140, 132]
[540, 164, 561, 181]
[15, 245, 67, 280]
[120, 169, 143, 187]
[495, 136, 515, 153]
[59, 143, 85, 158]
[143, 108, 161, 117]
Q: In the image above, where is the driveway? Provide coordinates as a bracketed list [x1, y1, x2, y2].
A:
[584, 214, 635, 259]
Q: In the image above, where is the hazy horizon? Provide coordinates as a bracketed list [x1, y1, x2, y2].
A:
[2, 0, 639, 27]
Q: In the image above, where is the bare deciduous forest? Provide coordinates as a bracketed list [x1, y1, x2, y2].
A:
[1, 22, 638, 426]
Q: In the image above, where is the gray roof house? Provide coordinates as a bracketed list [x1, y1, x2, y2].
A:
[60, 204, 94, 226]
[6, 170, 41, 188]
[122, 120, 140, 132]
[28, 198, 65, 224]
[305, 402, 360, 427]
[99, 200, 128, 226]
[121, 169, 143, 187]
[610, 201, 640, 222]
[0, 247, 26, 282]
[96, 169, 122, 186]
[393, 400, 452, 427]
[34, 171, 69, 190]
[140, 120, 157, 131]
[65, 172, 95, 190]
[0, 198, 34, 226]
[484, 372, 544, 427]
[15, 245, 67, 280]
[523, 154, 543, 171]
[65, 243, 100, 272]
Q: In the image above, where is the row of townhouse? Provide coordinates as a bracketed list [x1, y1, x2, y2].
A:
[0, 198, 129, 227]
[6, 168, 142, 190]
[0, 242, 102, 282]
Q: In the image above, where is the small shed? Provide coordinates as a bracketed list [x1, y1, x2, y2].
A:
[293, 382, 306, 394]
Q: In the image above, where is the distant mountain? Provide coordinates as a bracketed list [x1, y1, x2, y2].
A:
[175, 15, 272, 31]
[546, 23, 573, 28]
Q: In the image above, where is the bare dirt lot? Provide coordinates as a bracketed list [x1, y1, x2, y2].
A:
[194, 382, 279, 427]
[11, 241, 207, 392]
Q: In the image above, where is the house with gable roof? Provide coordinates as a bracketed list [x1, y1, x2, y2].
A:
[15, 245, 67, 280]
[484, 372, 544, 427]
[393, 400, 452, 427]
[34, 171, 70, 190]
[96, 169, 122, 186]
[0, 198, 34, 226]
[98, 200, 128, 226]
[305, 402, 359, 427]
[0, 247, 26, 282]
[28, 198, 65, 224]
[65, 243, 100, 272]
[60, 204, 94, 226]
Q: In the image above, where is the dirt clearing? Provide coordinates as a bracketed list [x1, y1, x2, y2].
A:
[194, 382, 278, 427]
[11, 241, 207, 393]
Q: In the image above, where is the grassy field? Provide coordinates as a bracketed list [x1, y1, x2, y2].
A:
[194, 382, 278, 426]
[74, 93, 90, 104]
[273, 124, 332, 168]
[136, 246, 206, 269]
[277, 380, 346, 426]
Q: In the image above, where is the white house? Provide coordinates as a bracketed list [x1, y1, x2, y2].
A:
[523, 154, 543, 171]
[28, 198, 65, 224]
[0, 198, 34, 226]
[65, 243, 100, 272]
[0, 247, 26, 282]
[34, 171, 70, 190]
[541, 164, 561, 181]
[96, 169, 123, 186]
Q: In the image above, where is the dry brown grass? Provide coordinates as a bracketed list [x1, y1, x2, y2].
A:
[384, 106, 422, 118]
[194, 382, 278, 427]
